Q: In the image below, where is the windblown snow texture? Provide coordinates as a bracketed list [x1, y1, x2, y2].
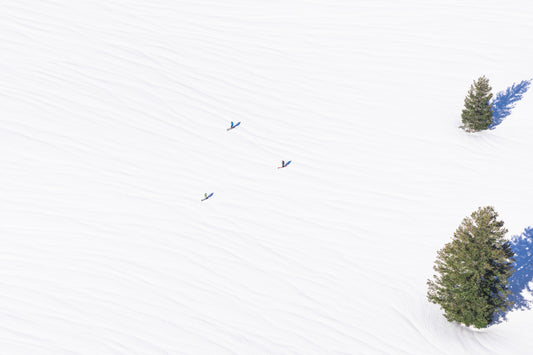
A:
[2, 1, 533, 354]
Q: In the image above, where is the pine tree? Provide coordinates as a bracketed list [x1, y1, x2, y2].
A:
[461, 76, 494, 132]
[427, 206, 515, 328]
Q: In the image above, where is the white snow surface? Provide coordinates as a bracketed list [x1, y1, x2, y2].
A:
[2, 1, 533, 354]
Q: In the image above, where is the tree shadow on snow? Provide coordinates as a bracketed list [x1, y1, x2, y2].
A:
[489, 79, 531, 129]
[493, 227, 533, 324]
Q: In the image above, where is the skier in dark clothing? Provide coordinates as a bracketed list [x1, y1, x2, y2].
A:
[281, 160, 285, 167]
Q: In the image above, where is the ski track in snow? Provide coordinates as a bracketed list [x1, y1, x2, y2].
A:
[2, 0, 533, 354]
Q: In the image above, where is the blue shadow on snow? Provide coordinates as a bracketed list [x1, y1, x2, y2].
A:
[507, 227, 533, 311]
[493, 227, 533, 324]
[489, 79, 531, 129]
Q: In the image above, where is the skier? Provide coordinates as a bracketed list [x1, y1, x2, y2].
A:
[277, 160, 291, 169]
[227, 121, 241, 131]
[202, 192, 214, 201]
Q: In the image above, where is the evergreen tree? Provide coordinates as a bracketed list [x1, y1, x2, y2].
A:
[427, 206, 515, 328]
[461, 76, 494, 132]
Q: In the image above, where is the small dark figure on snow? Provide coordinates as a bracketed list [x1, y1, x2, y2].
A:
[227, 121, 240, 131]
[281, 160, 285, 167]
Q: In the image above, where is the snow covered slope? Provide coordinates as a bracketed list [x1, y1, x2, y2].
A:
[2, 1, 533, 353]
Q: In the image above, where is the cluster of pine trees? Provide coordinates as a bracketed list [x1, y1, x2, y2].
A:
[427, 79, 517, 329]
